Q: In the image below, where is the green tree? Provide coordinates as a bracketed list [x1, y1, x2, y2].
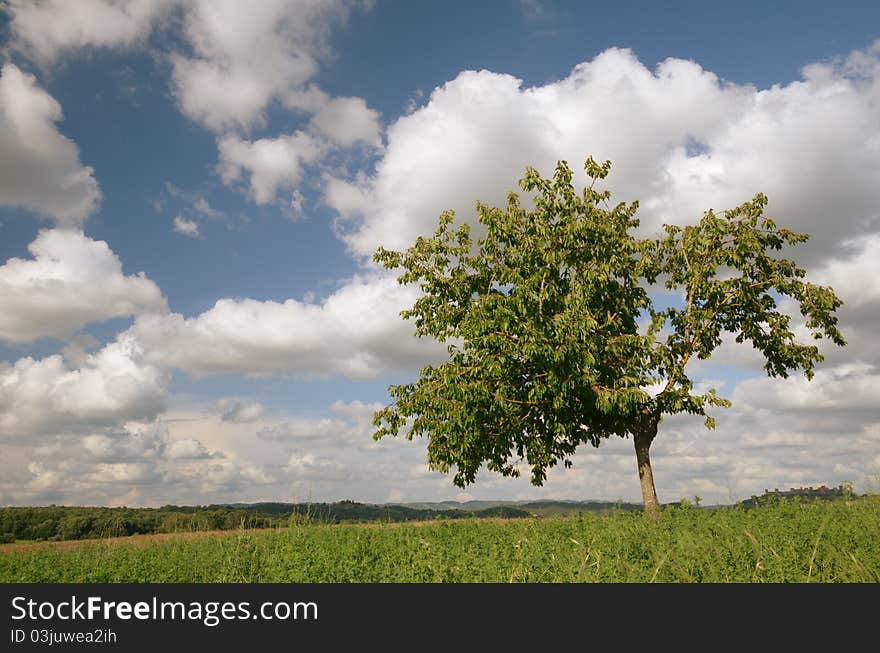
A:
[372, 158, 845, 518]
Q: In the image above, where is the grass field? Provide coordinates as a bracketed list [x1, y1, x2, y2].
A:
[1, 496, 878, 582]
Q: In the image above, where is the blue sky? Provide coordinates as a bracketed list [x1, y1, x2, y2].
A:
[1, 0, 879, 507]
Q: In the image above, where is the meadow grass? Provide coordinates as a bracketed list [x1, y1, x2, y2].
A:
[1, 496, 878, 583]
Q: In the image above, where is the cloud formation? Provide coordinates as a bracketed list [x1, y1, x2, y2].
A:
[813, 234, 880, 309]
[734, 363, 880, 413]
[0, 64, 101, 225]
[6, 1, 382, 213]
[0, 229, 167, 343]
[333, 45, 880, 261]
[310, 96, 382, 147]
[217, 131, 322, 204]
[0, 421, 267, 505]
[0, 335, 168, 438]
[126, 274, 445, 378]
[6, 0, 175, 64]
[169, 0, 359, 132]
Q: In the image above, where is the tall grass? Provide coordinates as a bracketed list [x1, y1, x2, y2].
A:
[2, 496, 877, 582]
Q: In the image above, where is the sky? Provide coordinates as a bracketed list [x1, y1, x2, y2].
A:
[0, 0, 879, 507]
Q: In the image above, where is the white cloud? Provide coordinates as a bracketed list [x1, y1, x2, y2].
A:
[217, 132, 322, 204]
[255, 401, 383, 455]
[0, 229, 167, 343]
[812, 234, 880, 308]
[0, 422, 256, 505]
[335, 44, 880, 262]
[169, 0, 358, 132]
[126, 273, 445, 378]
[258, 417, 349, 442]
[172, 215, 201, 237]
[165, 437, 213, 460]
[0, 335, 168, 438]
[80, 431, 164, 463]
[310, 96, 382, 147]
[329, 398, 383, 419]
[733, 363, 880, 413]
[170, 0, 381, 209]
[7, 0, 175, 64]
[323, 173, 373, 220]
[286, 451, 349, 481]
[0, 64, 101, 225]
[195, 458, 276, 493]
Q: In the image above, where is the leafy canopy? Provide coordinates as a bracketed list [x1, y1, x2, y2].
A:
[372, 159, 844, 487]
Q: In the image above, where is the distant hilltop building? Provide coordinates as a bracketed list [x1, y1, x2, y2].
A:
[740, 483, 854, 508]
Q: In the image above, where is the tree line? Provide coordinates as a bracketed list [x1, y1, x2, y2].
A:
[0, 501, 532, 543]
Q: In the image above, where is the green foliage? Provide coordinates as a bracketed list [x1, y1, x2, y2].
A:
[644, 191, 845, 395]
[0, 502, 538, 544]
[0, 506, 278, 542]
[372, 158, 845, 492]
[2, 496, 877, 583]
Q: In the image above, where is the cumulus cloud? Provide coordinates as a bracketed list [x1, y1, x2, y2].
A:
[165, 437, 213, 460]
[256, 401, 383, 458]
[126, 273, 445, 378]
[733, 363, 880, 413]
[0, 421, 260, 505]
[194, 458, 276, 494]
[169, 0, 359, 132]
[323, 173, 372, 220]
[170, 1, 381, 209]
[0, 335, 168, 438]
[0, 64, 101, 225]
[8, 1, 382, 211]
[328, 398, 383, 419]
[286, 452, 348, 481]
[812, 234, 880, 309]
[310, 96, 381, 147]
[6, 0, 175, 64]
[333, 44, 880, 260]
[646, 398, 880, 503]
[217, 131, 322, 204]
[0, 229, 167, 343]
[79, 431, 165, 463]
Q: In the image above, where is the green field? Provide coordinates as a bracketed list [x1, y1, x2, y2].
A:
[2, 496, 878, 582]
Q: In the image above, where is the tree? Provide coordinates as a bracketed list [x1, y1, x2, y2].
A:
[372, 158, 845, 518]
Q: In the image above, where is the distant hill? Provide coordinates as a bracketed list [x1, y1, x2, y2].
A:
[225, 499, 647, 518]
[0, 498, 689, 545]
[395, 499, 644, 516]
[3, 489, 862, 545]
[234, 500, 533, 523]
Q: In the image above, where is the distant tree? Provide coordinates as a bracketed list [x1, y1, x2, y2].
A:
[372, 158, 845, 518]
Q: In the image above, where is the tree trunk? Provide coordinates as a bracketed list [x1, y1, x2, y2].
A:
[633, 415, 660, 520]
